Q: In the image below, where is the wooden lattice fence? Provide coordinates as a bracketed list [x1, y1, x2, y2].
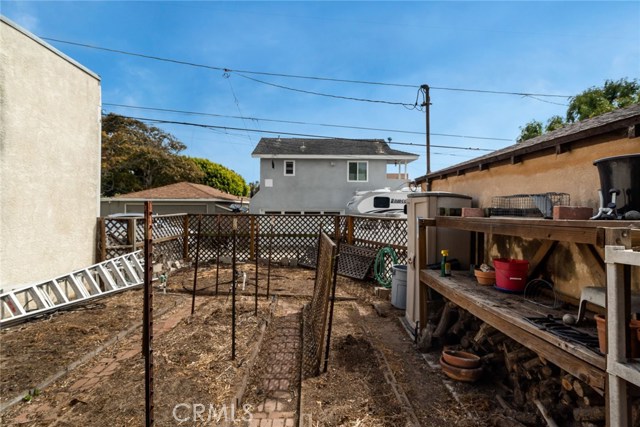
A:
[98, 214, 407, 277]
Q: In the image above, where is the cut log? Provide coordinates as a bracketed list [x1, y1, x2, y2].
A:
[572, 406, 605, 422]
[487, 333, 508, 347]
[561, 374, 574, 392]
[496, 395, 539, 425]
[573, 380, 596, 399]
[460, 331, 476, 349]
[433, 301, 457, 338]
[448, 308, 468, 336]
[522, 357, 543, 372]
[417, 323, 436, 352]
[510, 372, 525, 407]
[582, 394, 604, 407]
[534, 398, 559, 427]
[559, 391, 573, 406]
[540, 366, 554, 378]
[503, 346, 533, 372]
[481, 352, 503, 364]
[474, 323, 495, 344]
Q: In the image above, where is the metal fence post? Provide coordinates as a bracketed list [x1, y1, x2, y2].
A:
[143, 201, 154, 427]
[182, 215, 190, 262]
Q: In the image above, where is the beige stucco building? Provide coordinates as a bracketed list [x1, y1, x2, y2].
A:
[0, 17, 101, 292]
[414, 104, 640, 300]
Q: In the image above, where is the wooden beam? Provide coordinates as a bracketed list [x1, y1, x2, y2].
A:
[528, 240, 556, 278]
[576, 244, 606, 286]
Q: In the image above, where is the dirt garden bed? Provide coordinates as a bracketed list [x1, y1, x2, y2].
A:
[1, 264, 508, 426]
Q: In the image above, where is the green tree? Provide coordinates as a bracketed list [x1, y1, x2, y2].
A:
[566, 78, 640, 122]
[545, 115, 565, 132]
[517, 78, 639, 142]
[516, 120, 543, 143]
[101, 114, 203, 196]
[191, 157, 249, 197]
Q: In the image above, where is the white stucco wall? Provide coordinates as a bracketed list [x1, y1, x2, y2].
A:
[0, 17, 101, 291]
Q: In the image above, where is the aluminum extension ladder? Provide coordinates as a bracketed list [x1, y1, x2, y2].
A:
[0, 251, 145, 328]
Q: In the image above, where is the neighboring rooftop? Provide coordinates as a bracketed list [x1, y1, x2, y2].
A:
[252, 138, 419, 161]
[114, 182, 241, 201]
[416, 103, 640, 183]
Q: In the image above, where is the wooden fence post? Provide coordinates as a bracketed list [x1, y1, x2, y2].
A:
[98, 217, 106, 263]
[127, 218, 136, 254]
[334, 216, 341, 242]
[346, 216, 354, 245]
[183, 215, 190, 262]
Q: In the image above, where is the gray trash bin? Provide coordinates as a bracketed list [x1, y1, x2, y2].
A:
[391, 264, 407, 309]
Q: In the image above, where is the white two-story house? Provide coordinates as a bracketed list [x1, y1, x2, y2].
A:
[249, 138, 419, 214]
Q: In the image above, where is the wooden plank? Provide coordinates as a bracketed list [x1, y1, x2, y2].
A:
[435, 217, 640, 247]
[419, 269, 605, 389]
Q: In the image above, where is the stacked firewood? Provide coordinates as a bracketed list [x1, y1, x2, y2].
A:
[417, 300, 640, 427]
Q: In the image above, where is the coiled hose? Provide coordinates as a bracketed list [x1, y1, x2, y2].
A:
[374, 246, 398, 288]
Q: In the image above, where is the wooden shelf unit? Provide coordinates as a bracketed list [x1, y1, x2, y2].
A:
[417, 218, 639, 397]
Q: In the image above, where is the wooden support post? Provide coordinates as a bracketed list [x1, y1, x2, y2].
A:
[128, 218, 136, 254]
[98, 217, 107, 263]
[346, 216, 354, 245]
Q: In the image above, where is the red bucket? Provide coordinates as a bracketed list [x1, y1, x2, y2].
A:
[493, 258, 529, 292]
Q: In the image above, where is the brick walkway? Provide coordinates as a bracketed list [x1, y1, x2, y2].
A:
[248, 308, 302, 427]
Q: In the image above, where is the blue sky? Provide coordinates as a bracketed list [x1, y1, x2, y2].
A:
[2, 1, 639, 184]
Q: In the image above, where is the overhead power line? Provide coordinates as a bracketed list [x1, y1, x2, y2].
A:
[236, 73, 416, 107]
[43, 37, 572, 99]
[103, 102, 513, 142]
[113, 114, 495, 152]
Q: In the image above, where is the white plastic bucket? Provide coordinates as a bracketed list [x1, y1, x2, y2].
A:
[391, 264, 407, 309]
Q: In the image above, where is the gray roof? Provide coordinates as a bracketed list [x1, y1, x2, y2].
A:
[417, 103, 640, 181]
[252, 138, 419, 160]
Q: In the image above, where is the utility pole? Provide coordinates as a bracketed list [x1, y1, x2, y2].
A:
[420, 85, 431, 179]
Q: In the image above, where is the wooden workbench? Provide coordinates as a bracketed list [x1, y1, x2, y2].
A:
[419, 268, 606, 390]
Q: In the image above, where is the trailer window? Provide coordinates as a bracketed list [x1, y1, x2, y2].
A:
[373, 197, 390, 208]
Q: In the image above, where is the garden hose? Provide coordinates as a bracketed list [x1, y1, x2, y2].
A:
[374, 246, 398, 288]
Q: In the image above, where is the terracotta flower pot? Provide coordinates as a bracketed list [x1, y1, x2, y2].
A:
[594, 314, 640, 357]
[474, 269, 496, 286]
[442, 349, 481, 369]
[439, 357, 483, 383]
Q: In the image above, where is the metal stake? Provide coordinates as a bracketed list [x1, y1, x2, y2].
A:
[143, 201, 154, 427]
[215, 215, 221, 296]
[266, 218, 274, 299]
[254, 222, 259, 316]
[191, 214, 202, 315]
[232, 218, 237, 360]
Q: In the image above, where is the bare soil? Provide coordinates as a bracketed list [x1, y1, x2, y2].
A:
[1, 264, 500, 426]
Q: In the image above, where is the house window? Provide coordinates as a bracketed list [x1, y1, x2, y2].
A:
[348, 161, 368, 182]
[284, 160, 295, 176]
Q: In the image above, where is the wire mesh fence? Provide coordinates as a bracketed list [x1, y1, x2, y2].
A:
[301, 232, 336, 378]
